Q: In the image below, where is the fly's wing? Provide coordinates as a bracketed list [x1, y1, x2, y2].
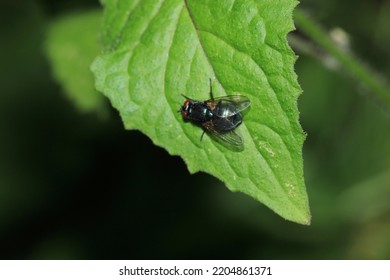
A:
[202, 120, 243, 146]
[206, 95, 250, 118]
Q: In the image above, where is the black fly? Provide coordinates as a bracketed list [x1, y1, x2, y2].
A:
[179, 79, 250, 146]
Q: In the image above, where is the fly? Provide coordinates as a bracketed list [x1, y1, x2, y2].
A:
[179, 79, 250, 146]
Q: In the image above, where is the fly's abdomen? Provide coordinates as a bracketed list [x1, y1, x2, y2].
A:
[213, 103, 238, 118]
[212, 113, 242, 132]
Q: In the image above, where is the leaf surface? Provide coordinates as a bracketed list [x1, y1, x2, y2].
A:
[92, 0, 310, 224]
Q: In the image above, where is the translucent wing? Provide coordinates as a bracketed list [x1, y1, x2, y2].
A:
[206, 95, 250, 118]
[202, 120, 243, 146]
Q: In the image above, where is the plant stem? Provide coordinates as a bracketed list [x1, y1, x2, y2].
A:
[294, 9, 390, 110]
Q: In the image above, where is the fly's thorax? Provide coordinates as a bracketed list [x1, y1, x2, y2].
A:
[182, 100, 213, 124]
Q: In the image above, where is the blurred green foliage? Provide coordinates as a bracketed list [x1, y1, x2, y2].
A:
[46, 9, 106, 115]
[0, 0, 389, 259]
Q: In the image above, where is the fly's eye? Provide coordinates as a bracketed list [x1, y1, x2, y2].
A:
[183, 99, 190, 108]
[181, 100, 191, 119]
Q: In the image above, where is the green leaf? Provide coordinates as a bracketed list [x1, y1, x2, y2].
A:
[92, 0, 310, 224]
[46, 10, 106, 114]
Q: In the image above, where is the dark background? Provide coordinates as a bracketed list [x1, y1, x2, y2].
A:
[1, 0, 390, 259]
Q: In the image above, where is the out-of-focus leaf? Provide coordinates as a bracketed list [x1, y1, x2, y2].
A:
[46, 10, 106, 114]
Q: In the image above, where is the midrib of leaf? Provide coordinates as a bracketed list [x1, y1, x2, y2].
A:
[92, 0, 310, 224]
[183, 0, 220, 89]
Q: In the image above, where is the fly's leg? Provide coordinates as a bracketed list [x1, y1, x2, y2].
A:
[209, 78, 214, 100]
